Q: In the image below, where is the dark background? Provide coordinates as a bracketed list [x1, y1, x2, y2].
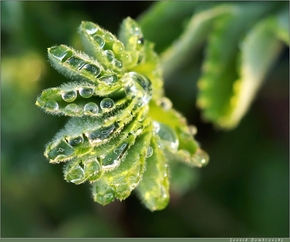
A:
[1, 1, 289, 237]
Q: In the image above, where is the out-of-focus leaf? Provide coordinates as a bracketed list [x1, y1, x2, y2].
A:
[137, 1, 216, 53]
[273, 8, 289, 45]
[196, 2, 280, 129]
[223, 16, 285, 128]
[160, 4, 233, 80]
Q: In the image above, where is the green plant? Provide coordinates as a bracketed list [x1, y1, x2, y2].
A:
[35, 17, 209, 211]
[35, 1, 288, 213]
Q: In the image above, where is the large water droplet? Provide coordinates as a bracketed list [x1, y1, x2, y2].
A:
[137, 36, 144, 46]
[81, 63, 100, 76]
[66, 56, 86, 69]
[79, 87, 94, 98]
[104, 50, 115, 62]
[87, 123, 116, 143]
[84, 159, 102, 182]
[66, 165, 85, 184]
[93, 187, 115, 205]
[157, 97, 172, 111]
[84, 102, 99, 115]
[125, 72, 152, 106]
[67, 135, 84, 147]
[99, 75, 117, 84]
[83, 21, 98, 35]
[46, 139, 74, 161]
[65, 103, 82, 115]
[62, 90, 77, 102]
[49, 46, 73, 62]
[100, 98, 115, 109]
[112, 41, 124, 54]
[93, 34, 105, 48]
[153, 122, 179, 152]
[193, 148, 209, 167]
[102, 142, 128, 170]
[146, 146, 153, 158]
[104, 32, 114, 43]
[114, 59, 123, 69]
[44, 100, 59, 111]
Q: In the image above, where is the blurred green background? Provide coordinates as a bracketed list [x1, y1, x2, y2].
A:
[1, 1, 289, 237]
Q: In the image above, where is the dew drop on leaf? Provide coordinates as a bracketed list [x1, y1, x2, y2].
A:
[104, 32, 114, 43]
[66, 165, 85, 184]
[104, 50, 115, 62]
[65, 103, 82, 115]
[66, 56, 86, 69]
[99, 75, 118, 84]
[100, 98, 115, 109]
[146, 146, 153, 158]
[153, 121, 179, 152]
[83, 102, 99, 114]
[49, 46, 73, 62]
[112, 41, 124, 54]
[83, 21, 98, 35]
[93, 35, 105, 48]
[79, 87, 94, 98]
[81, 63, 101, 76]
[44, 100, 59, 111]
[157, 97, 172, 111]
[67, 135, 84, 147]
[114, 59, 123, 69]
[62, 90, 77, 102]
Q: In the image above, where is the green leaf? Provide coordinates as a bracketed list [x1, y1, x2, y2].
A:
[160, 4, 233, 80]
[135, 134, 170, 211]
[196, 2, 281, 129]
[149, 98, 209, 167]
[223, 16, 285, 128]
[92, 125, 152, 205]
[138, 1, 219, 53]
[36, 17, 209, 211]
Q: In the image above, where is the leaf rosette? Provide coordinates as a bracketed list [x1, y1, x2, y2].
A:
[36, 17, 209, 211]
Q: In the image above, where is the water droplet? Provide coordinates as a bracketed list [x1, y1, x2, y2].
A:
[82, 21, 98, 35]
[99, 75, 117, 84]
[153, 122, 179, 152]
[193, 148, 209, 167]
[104, 50, 115, 62]
[94, 190, 115, 205]
[114, 59, 123, 69]
[87, 123, 116, 143]
[79, 87, 94, 98]
[84, 159, 102, 182]
[137, 36, 144, 45]
[157, 97, 172, 111]
[102, 143, 128, 170]
[65, 103, 82, 115]
[62, 90, 77, 102]
[81, 63, 100, 76]
[188, 125, 197, 136]
[104, 32, 114, 43]
[66, 56, 86, 69]
[44, 100, 59, 111]
[67, 135, 84, 147]
[49, 46, 73, 62]
[66, 165, 85, 184]
[84, 102, 99, 115]
[100, 98, 115, 109]
[146, 146, 153, 158]
[120, 53, 130, 64]
[126, 72, 152, 106]
[93, 34, 105, 48]
[113, 143, 128, 155]
[46, 139, 74, 161]
[112, 41, 124, 54]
